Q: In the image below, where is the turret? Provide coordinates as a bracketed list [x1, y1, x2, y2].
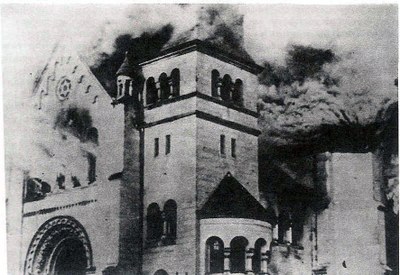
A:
[114, 52, 145, 108]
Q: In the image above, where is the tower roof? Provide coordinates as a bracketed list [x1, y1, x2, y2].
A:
[116, 52, 139, 78]
[198, 172, 276, 223]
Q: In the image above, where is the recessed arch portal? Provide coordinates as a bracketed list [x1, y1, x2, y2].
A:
[24, 216, 94, 275]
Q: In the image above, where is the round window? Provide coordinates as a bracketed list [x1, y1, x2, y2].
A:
[56, 78, 72, 101]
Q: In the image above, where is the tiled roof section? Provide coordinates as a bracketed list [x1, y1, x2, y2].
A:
[199, 172, 276, 223]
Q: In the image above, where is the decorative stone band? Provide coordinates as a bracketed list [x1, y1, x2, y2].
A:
[23, 199, 97, 218]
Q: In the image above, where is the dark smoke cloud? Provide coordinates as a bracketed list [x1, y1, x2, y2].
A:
[258, 44, 397, 157]
[90, 25, 173, 98]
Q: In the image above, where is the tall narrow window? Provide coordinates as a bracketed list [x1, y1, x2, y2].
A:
[231, 138, 236, 158]
[146, 203, 163, 246]
[220, 135, 225, 155]
[171, 68, 180, 97]
[87, 152, 96, 184]
[211, 70, 220, 97]
[221, 74, 232, 101]
[253, 238, 267, 273]
[146, 77, 158, 105]
[154, 138, 159, 157]
[165, 135, 171, 155]
[163, 200, 177, 244]
[232, 79, 243, 106]
[159, 73, 170, 100]
[230, 236, 248, 273]
[206, 237, 224, 274]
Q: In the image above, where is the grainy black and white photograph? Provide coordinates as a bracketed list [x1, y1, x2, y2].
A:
[1, 2, 398, 275]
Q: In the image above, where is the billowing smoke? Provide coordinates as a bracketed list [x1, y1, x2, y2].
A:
[257, 44, 397, 157]
[90, 25, 174, 98]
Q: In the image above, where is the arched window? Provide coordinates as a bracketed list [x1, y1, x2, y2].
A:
[230, 236, 248, 273]
[154, 270, 169, 275]
[163, 200, 177, 244]
[253, 238, 267, 273]
[86, 127, 98, 145]
[221, 74, 232, 102]
[206, 237, 224, 274]
[146, 77, 158, 105]
[146, 203, 163, 245]
[171, 68, 180, 97]
[232, 79, 243, 107]
[159, 73, 171, 100]
[211, 70, 220, 97]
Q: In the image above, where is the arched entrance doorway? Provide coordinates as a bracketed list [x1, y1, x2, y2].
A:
[24, 216, 94, 275]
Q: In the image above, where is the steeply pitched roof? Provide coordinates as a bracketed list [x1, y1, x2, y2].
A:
[198, 172, 276, 223]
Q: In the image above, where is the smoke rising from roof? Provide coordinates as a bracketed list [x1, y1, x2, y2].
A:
[257, 43, 397, 156]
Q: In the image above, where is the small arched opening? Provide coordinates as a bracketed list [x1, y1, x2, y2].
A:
[221, 74, 232, 102]
[171, 68, 180, 97]
[206, 236, 224, 274]
[230, 236, 248, 273]
[163, 200, 177, 244]
[253, 238, 267, 273]
[154, 269, 169, 275]
[159, 73, 171, 100]
[146, 203, 163, 245]
[146, 77, 158, 105]
[211, 69, 220, 97]
[232, 79, 243, 107]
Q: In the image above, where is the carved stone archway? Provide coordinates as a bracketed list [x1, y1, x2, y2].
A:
[24, 216, 95, 275]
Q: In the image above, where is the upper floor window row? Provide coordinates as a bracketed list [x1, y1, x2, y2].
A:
[146, 69, 180, 105]
[211, 70, 243, 107]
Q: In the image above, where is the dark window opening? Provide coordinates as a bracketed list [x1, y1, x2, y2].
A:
[171, 68, 180, 97]
[71, 176, 81, 188]
[147, 203, 163, 245]
[163, 200, 177, 244]
[253, 238, 267, 273]
[220, 135, 226, 156]
[166, 135, 171, 155]
[232, 79, 243, 107]
[230, 236, 248, 273]
[24, 178, 51, 202]
[211, 70, 220, 97]
[206, 237, 224, 274]
[154, 138, 159, 157]
[87, 153, 96, 184]
[231, 138, 236, 158]
[154, 270, 169, 275]
[159, 73, 171, 100]
[86, 127, 98, 145]
[124, 79, 132, 97]
[146, 77, 158, 105]
[221, 74, 232, 101]
[57, 173, 66, 190]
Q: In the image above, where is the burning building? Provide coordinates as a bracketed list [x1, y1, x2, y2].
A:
[6, 5, 398, 275]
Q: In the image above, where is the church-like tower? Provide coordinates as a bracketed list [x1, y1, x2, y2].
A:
[114, 8, 276, 274]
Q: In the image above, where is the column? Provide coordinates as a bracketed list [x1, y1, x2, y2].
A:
[285, 224, 292, 244]
[246, 248, 254, 274]
[224, 248, 231, 275]
[161, 212, 167, 243]
[260, 252, 269, 274]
